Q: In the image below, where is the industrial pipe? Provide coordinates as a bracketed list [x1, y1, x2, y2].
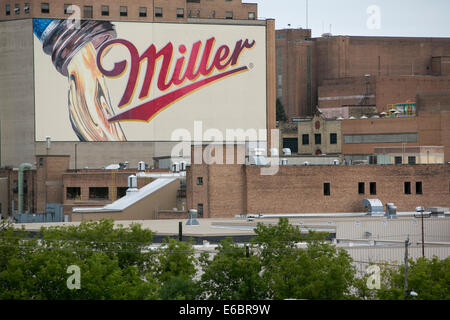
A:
[18, 163, 32, 215]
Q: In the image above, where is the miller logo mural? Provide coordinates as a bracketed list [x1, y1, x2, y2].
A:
[33, 19, 267, 142]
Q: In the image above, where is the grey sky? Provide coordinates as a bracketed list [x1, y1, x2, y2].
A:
[252, 0, 450, 38]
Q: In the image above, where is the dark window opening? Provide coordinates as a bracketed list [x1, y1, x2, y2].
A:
[41, 3, 49, 14]
[64, 4, 72, 15]
[197, 177, 203, 186]
[315, 133, 322, 145]
[89, 187, 109, 200]
[302, 134, 309, 145]
[198, 204, 204, 218]
[370, 182, 376, 195]
[117, 187, 128, 199]
[330, 133, 337, 145]
[408, 156, 416, 165]
[225, 11, 233, 19]
[24, 3, 29, 14]
[395, 156, 402, 165]
[120, 6, 127, 17]
[66, 187, 81, 200]
[39, 157, 44, 167]
[14, 3, 20, 14]
[323, 183, 330, 196]
[6, 4, 11, 15]
[13, 180, 27, 194]
[404, 182, 411, 195]
[248, 12, 255, 20]
[176, 8, 184, 18]
[416, 182, 423, 195]
[358, 182, 365, 195]
[155, 7, 162, 17]
[139, 7, 147, 17]
[83, 6, 93, 18]
[283, 138, 298, 153]
[101, 5, 109, 16]
[369, 155, 378, 165]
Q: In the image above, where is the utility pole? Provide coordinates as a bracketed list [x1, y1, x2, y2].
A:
[404, 235, 409, 300]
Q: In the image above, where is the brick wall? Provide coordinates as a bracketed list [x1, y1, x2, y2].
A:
[187, 163, 450, 217]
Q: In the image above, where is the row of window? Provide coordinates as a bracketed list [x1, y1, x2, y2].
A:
[323, 181, 423, 196]
[302, 133, 338, 145]
[5, 3, 255, 20]
[5, 3, 30, 15]
[66, 187, 127, 200]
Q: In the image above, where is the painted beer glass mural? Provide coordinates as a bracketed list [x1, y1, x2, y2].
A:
[33, 19, 126, 141]
[33, 19, 267, 142]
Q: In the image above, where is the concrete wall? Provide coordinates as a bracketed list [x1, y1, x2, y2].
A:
[0, 19, 34, 167]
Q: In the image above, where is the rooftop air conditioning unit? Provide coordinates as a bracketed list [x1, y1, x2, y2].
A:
[282, 148, 291, 156]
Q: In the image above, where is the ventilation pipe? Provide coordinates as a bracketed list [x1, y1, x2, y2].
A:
[18, 163, 32, 214]
[138, 161, 146, 172]
[126, 175, 138, 195]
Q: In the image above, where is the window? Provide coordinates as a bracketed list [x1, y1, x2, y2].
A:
[197, 204, 204, 218]
[14, 3, 19, 14]
[302, 134, 309, 145]
[101, 5, 109, 16]
[370, 182, 377, 195]
[41, 3, 49, 14]
[344, 133, 418, 144]
[83, 6, 93, 18]
[248, 12, 255, 20]
[117, 187, 128, 199]
[225, 11, 233, 19]
[64, 4, 72, 15]
[13, 180, 27, 194]
[155, 7, 162, 17]
[24, 3, 29, 14]
[89, 187, 109, 200]
[197, 177, 203, 185]
[211, 10, 215, 18]
[39, 157, 44, 167]
[330, 133, 337, 145]
[315, 134, 322, 145]
[394, 156, 402, 165]
[139, 7, 147, 17]
[120, 6, 127, 17]
[404, 182, 411, 195]
[416, 182, 423, 195]
[196, 10, 200, 18]
[368, 155, 378, 165]
[358, 182, 365, 195]
[176, 8, 184, 18]
[66, 187, 81, 200]
[408, 156, 416, 164]
[6, 4, 11, 15]
[323, 183, 331, 196]
[283, 138, 298, 153]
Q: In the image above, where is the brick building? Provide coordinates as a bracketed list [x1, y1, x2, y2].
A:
[0, 0, 258, 21]
[0, 0, 275, 169]
[276, 30, 450, 119]
[187, 154, 450, 218]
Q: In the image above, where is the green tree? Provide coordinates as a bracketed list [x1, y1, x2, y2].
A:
[252, 218, 355, 300]
[0, 219, 159, 300]
[276, 98, 288, 122]
[199, 238, 268, 300]
[154, 238, 198, 300]
[375, 257, 450, 300]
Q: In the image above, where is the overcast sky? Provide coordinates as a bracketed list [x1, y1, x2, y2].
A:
[252, 0, 450, 38]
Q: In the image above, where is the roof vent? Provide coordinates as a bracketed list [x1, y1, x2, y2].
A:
[282, 148, 291, 156]
[186, 209, 200, 226]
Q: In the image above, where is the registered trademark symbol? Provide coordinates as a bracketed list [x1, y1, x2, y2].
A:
[249, 63, 254, 69]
